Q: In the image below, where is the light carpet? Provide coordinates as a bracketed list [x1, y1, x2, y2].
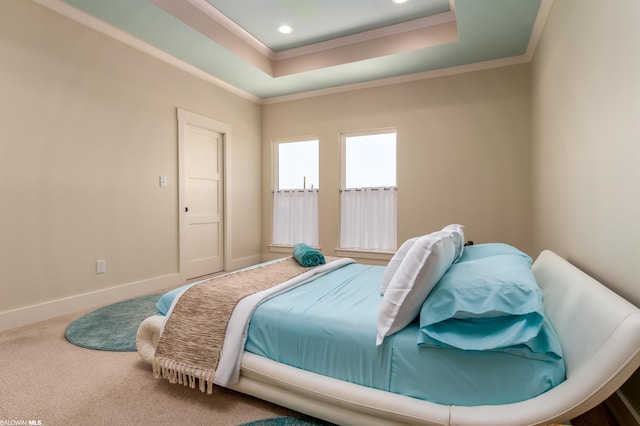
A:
[0, 300, 301, 426]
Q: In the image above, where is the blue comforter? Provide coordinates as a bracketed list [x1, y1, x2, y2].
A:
[245, 263, 565, 406]
[156, 261, 565, 405]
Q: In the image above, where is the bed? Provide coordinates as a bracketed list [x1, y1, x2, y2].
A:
[136, 238, 640, 426]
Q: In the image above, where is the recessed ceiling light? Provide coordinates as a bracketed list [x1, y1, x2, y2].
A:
[277, 25, 293, 34]
[392, 0, 410, 4]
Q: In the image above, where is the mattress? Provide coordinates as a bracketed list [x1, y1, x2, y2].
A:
[157, 261, 565, 406]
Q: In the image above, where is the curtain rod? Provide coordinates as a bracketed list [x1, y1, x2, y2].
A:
[272, 188, 319, 193]
[340, 187, 397, 192]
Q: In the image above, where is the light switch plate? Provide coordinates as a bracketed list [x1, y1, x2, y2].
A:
[96, 259, 106, 274]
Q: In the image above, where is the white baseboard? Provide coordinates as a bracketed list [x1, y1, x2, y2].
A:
[607, 389, 640, 426]
[1, 255, 286, 333]
[0, 273, 183, 332]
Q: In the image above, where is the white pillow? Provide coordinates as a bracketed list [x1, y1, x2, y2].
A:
[379, 237, 418, 295]
[441, 224, 465, 261]
[376, 230, 456, 345]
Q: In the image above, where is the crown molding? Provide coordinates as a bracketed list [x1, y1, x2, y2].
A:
[525, 0, 554, 61]
[32, 0, 262, 103]
[185, 0, 273, 58]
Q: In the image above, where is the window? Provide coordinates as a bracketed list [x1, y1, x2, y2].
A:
[343, 132, 396, 189]
[276, 140, 319, 190]
[340, 131, 397, 251]
[272, 139, 319, 246]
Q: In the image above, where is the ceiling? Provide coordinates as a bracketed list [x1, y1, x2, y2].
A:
[37, 0, 551, 102]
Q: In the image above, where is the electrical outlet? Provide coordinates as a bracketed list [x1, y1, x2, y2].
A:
[96, 259, 106, 274]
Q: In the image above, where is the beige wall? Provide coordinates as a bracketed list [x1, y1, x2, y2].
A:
[262, 65, 533, 263]
[0, 0, 262, 317]
[531, 0, 640, 307]
[531, 0, 640, 416]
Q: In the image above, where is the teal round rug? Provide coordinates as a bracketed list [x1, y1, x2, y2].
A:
[238, 416, 333, 426]
[65, 293, 161, 351]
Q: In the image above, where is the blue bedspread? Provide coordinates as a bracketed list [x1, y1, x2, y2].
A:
[245, 263, 565, 406]
[157, 261, 565, 406]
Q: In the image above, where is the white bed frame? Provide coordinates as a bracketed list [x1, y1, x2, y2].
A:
[136, 250, 640, 426]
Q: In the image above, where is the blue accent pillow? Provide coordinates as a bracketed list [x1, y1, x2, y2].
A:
[456, 242, 531, 263]
[418, 253, 562, 360]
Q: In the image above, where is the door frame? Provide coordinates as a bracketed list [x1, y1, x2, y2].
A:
[177, 108, 232, 277]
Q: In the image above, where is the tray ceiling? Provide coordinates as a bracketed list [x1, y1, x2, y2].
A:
[36, 0, 549, 102]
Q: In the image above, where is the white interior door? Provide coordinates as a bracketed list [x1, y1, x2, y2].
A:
[179, 110, 224, 279]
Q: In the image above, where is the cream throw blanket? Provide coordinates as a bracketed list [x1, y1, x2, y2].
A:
[153, 256, 354, 393]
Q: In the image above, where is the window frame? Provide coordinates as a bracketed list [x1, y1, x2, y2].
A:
[271, 136, 320, 249]
[339, 128, 398, 253]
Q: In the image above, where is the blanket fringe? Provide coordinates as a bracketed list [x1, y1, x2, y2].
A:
[153, 356, 216, 395]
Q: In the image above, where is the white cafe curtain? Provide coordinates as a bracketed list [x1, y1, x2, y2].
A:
[272, 189, 319, 246]
[340, 187, 397, 251]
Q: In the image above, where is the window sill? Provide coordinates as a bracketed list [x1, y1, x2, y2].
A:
[268, 244, 322, 254]
[334, 248, 394, 262]
[268, 245, 392, 263]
